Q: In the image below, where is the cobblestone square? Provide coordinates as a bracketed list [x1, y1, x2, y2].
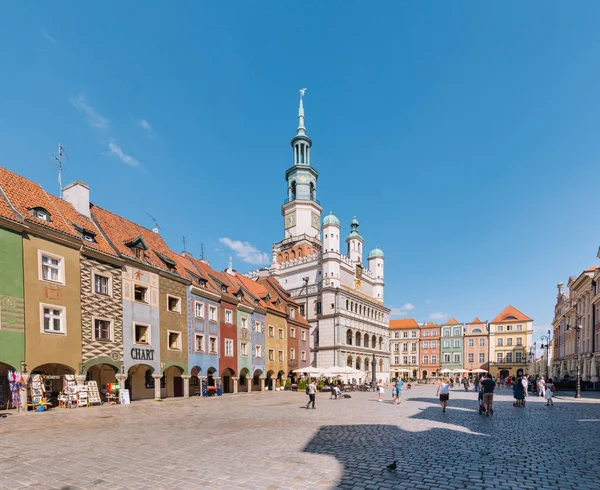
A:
[1, 385, 600, 490]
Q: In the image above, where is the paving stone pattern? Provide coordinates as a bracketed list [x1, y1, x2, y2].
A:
[1, 385, 600, 489]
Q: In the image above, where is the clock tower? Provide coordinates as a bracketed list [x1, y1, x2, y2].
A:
[282, 89, 322, 239]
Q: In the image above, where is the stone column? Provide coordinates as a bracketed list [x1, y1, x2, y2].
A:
[270, 376, 276, 391]
[590, 357, 598, 382]
[182, 375, 191, 397]
[260, 377, 265, 392]
[115, 374, 128, 391]
[247, 378, 252, 393]
[19, 374, 30, 414]
[199, 376, 206, 396]
[152, 374, 162, 400]
[233, 377, 239, 394]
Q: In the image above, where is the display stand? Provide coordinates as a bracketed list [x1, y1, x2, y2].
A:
[85, 381, 102, 405]
[29, 375, 45, 404]
[64, 375, 78, 409]
[77, 386, 88, 407]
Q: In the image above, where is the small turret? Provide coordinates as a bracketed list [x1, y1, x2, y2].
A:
[346, 216, 363, 263]
[368, 246, 384, 301]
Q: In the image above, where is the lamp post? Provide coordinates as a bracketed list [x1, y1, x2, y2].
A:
[540, 330, 551, 379]
[371, 356, 377, 390]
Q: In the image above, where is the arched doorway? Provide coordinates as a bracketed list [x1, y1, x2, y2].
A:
[127, 364, 155, 400]
[253, 369, 263, 391]
[221, 368, 235, 394]
[30, 363, 76, 400]
[239, 368, 250, 393]
[86, 364, 118, 392]
[162, 366, 184, 398]
[277, 370, 286, 389]
[190, 366, 202, 396]
[500, 369, 509, 378]
[266, 369, 275, 390]
[0, 362, 16, 409]
[422, 370, 428, 380]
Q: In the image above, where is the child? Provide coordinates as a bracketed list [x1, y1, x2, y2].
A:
[545, 379, 555, 406]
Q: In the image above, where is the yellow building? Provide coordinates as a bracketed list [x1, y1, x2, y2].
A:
[488, 305, 533, 378]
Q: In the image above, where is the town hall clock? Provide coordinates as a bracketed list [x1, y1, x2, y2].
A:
[285, 212, 296, 229]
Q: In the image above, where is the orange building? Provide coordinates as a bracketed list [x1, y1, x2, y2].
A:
[390, 318, 420, 379]
[418, 322, 440, 379]
[464, 318, 489, 373]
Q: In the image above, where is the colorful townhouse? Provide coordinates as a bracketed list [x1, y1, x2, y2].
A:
[0, 181, 25, 408]
[488, 305, 533, 379]
[389, 318, 420, 380]
[464, 318, 488, 372]
[440, 318, 464, 374]
[418, 322, 440, 379]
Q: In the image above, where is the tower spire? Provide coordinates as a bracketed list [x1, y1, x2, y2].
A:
[297, 88, 307, 136]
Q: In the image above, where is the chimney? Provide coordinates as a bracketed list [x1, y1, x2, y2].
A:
[226, 256, 234, 275]
[62, 181, 90, 218]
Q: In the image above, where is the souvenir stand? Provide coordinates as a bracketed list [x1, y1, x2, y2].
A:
[85, 381, 102, 405]
[29, 374, 45, 404]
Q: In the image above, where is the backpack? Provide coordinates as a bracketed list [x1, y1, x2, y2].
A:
[550, 385, 555, 393]
[306, 387, 310, 395]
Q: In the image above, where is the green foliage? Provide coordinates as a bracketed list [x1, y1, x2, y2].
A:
[297, 379, 307, 391]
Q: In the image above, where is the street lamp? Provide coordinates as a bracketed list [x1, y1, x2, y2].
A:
[566, 321, 583, 399]
[540, 330, 551, 379]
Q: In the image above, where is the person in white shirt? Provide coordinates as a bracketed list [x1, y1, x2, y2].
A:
[436, 378, 451, 413]
[522, 376, 529, 397]
[538, 377, 546, 398]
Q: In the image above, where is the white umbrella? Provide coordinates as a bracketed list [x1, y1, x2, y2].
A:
[440, 368, 452, 373]
[453, 369, 468, 373]
[472, 368, 487, 373]
[324, 366, 357, 376]
[292, 366, 324, 377]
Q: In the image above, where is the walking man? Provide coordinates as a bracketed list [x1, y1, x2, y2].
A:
[522, 376, 529, 397]
[481, 373, 496, 416]
[306, 380, 317, 409]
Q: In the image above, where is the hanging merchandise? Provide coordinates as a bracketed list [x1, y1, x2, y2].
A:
[7, 371, 23, 410]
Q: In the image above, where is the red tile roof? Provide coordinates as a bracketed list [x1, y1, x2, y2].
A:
[421, 322, 439, 328]
[390, 318, 419, 329]
[445, 317, 460, 325]
[491, 305, 532, 323]
[470, 317, 484, 324]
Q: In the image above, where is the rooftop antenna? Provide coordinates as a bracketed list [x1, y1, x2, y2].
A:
[182, 236, 187, 252]
[200, 243, 204, 260]
[52, 143, 70, 197]
[146, 212, 160, 233]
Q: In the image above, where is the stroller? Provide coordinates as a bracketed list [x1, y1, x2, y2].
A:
[478, 389, 485, 415]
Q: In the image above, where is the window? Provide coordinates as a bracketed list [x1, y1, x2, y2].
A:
[94, 319, 112, 341]
[431, 330, 436, 336]
[225, 339, 233, 357]
[479, 339, 485, 347]
[497, 338, 503, 347]
[443, 329, 450, 337]
[411, 356, 417, 364]
[301, 330, 307, 341]
[431, 355, 437, 364]
[254, 322, 262, 332]
[479, 353, 485, 363]
[453, 328, 461, 336]
[209, 306, 217, 321]
[241, 317, 248, 329]
[268, 349, 274, 361]
[278, 328, 284, 339]
[516, 337, 523, 346]
[209, 337, 217, 354]
[290, 327, 296, 338]
[402, 343, 408, 352]
[255, 345, 262, 358]
[268, 326, 274, 337]
[403, 331, 409, 338]
[394, 356, 399, 365]
[403, 356, 408, 364]
[316, 302, 322, 314]
[443, 353, 451, 362]
[423, 341, 429, 348]
[453, 340, 460, 348]
[423, 355, 429, 364]
[195, 302, 204, 318]
[411, 331, 417, 338]
[167, 295, 181, 313]
[42, 306, 65, 334]
[515, 352, 523, 363]
[468, 339, 474, 347]
[424, 331, 430, 337]
[496, 353, 503, 363]
[468, 353, 474, 363]
[195, 334, 204, 352]
[300, 305, 305, 316]
[505, 352, 513, 363]
[240, 342, 248, 357]
[132, 247, 144, 260]
[40, 253, 63, 283]
[94, 274, 110, 295]
[506, 338, 513, 346]
[134, 285, 148, 303]
[431, 340, 437, 348]
[507, 325, 513, 331]
[290, 348, 296, 360]
[443, 340, 450, 348]
[135, 324, 150, 345]
[453, 353, 460, 363]
[301, 350, 307, 361]
[225, 310, 232, 323]
[411, 342, 417, 352]
[516, 324, 523, 331]
[497, 326, 503, 332]
[168, 331, 181, 350]
[32, 207, 50, 221]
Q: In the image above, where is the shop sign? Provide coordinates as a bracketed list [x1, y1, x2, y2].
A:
[130, 348, 155, 361]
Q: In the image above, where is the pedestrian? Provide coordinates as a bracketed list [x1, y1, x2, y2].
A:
[306, 380, 317, 409]
[463, 377, 470, 391]
[499, 375, 505, 389]
[474, 376, 481, 392]
[513, 377, 525, 407]
[437, 377, 451, 413]
[329, 381, 336, 400]
[545, 379, 555, 406]
[395, 377, 404, 405]
[481, 373, 496, 416]
[522, 376, 529, 397]
[391, 379, 397, 402]
[377, 379, 384, 402]
[538, 377, 546, 398]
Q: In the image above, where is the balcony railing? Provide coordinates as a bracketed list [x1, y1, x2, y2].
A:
[283, 196, 320, 206]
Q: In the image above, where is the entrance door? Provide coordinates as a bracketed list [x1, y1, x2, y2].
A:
[174, 377, 183, 397]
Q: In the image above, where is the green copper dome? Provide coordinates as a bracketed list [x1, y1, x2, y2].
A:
[368, 247, 384, 259]
[322, 212, 340, 227]
[347, 216, 363, 240]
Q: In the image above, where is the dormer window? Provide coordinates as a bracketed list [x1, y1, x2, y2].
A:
[199, 280, 207, 287]
[133, 247, 144, 260]
[124, 236, 148, 261]
[155, 251, 176, 272]
[221, 285, 227, 293]
[31, 207, 50, 222]
[72, 223, 96, 244]
[83, 233, 95, 243]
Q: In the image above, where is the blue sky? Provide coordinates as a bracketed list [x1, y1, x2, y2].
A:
[1, 3, 600, 346]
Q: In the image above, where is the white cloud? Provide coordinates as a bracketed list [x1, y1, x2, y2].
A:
[70, 95, 108, 129]
[139, 119, 154, 137]
[219, 238, 268, 266]
[390, 303, 416, 318]
[429, 312, 447, 321]
[42, 30, 56, 43]
[108, 140, 140, 167]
